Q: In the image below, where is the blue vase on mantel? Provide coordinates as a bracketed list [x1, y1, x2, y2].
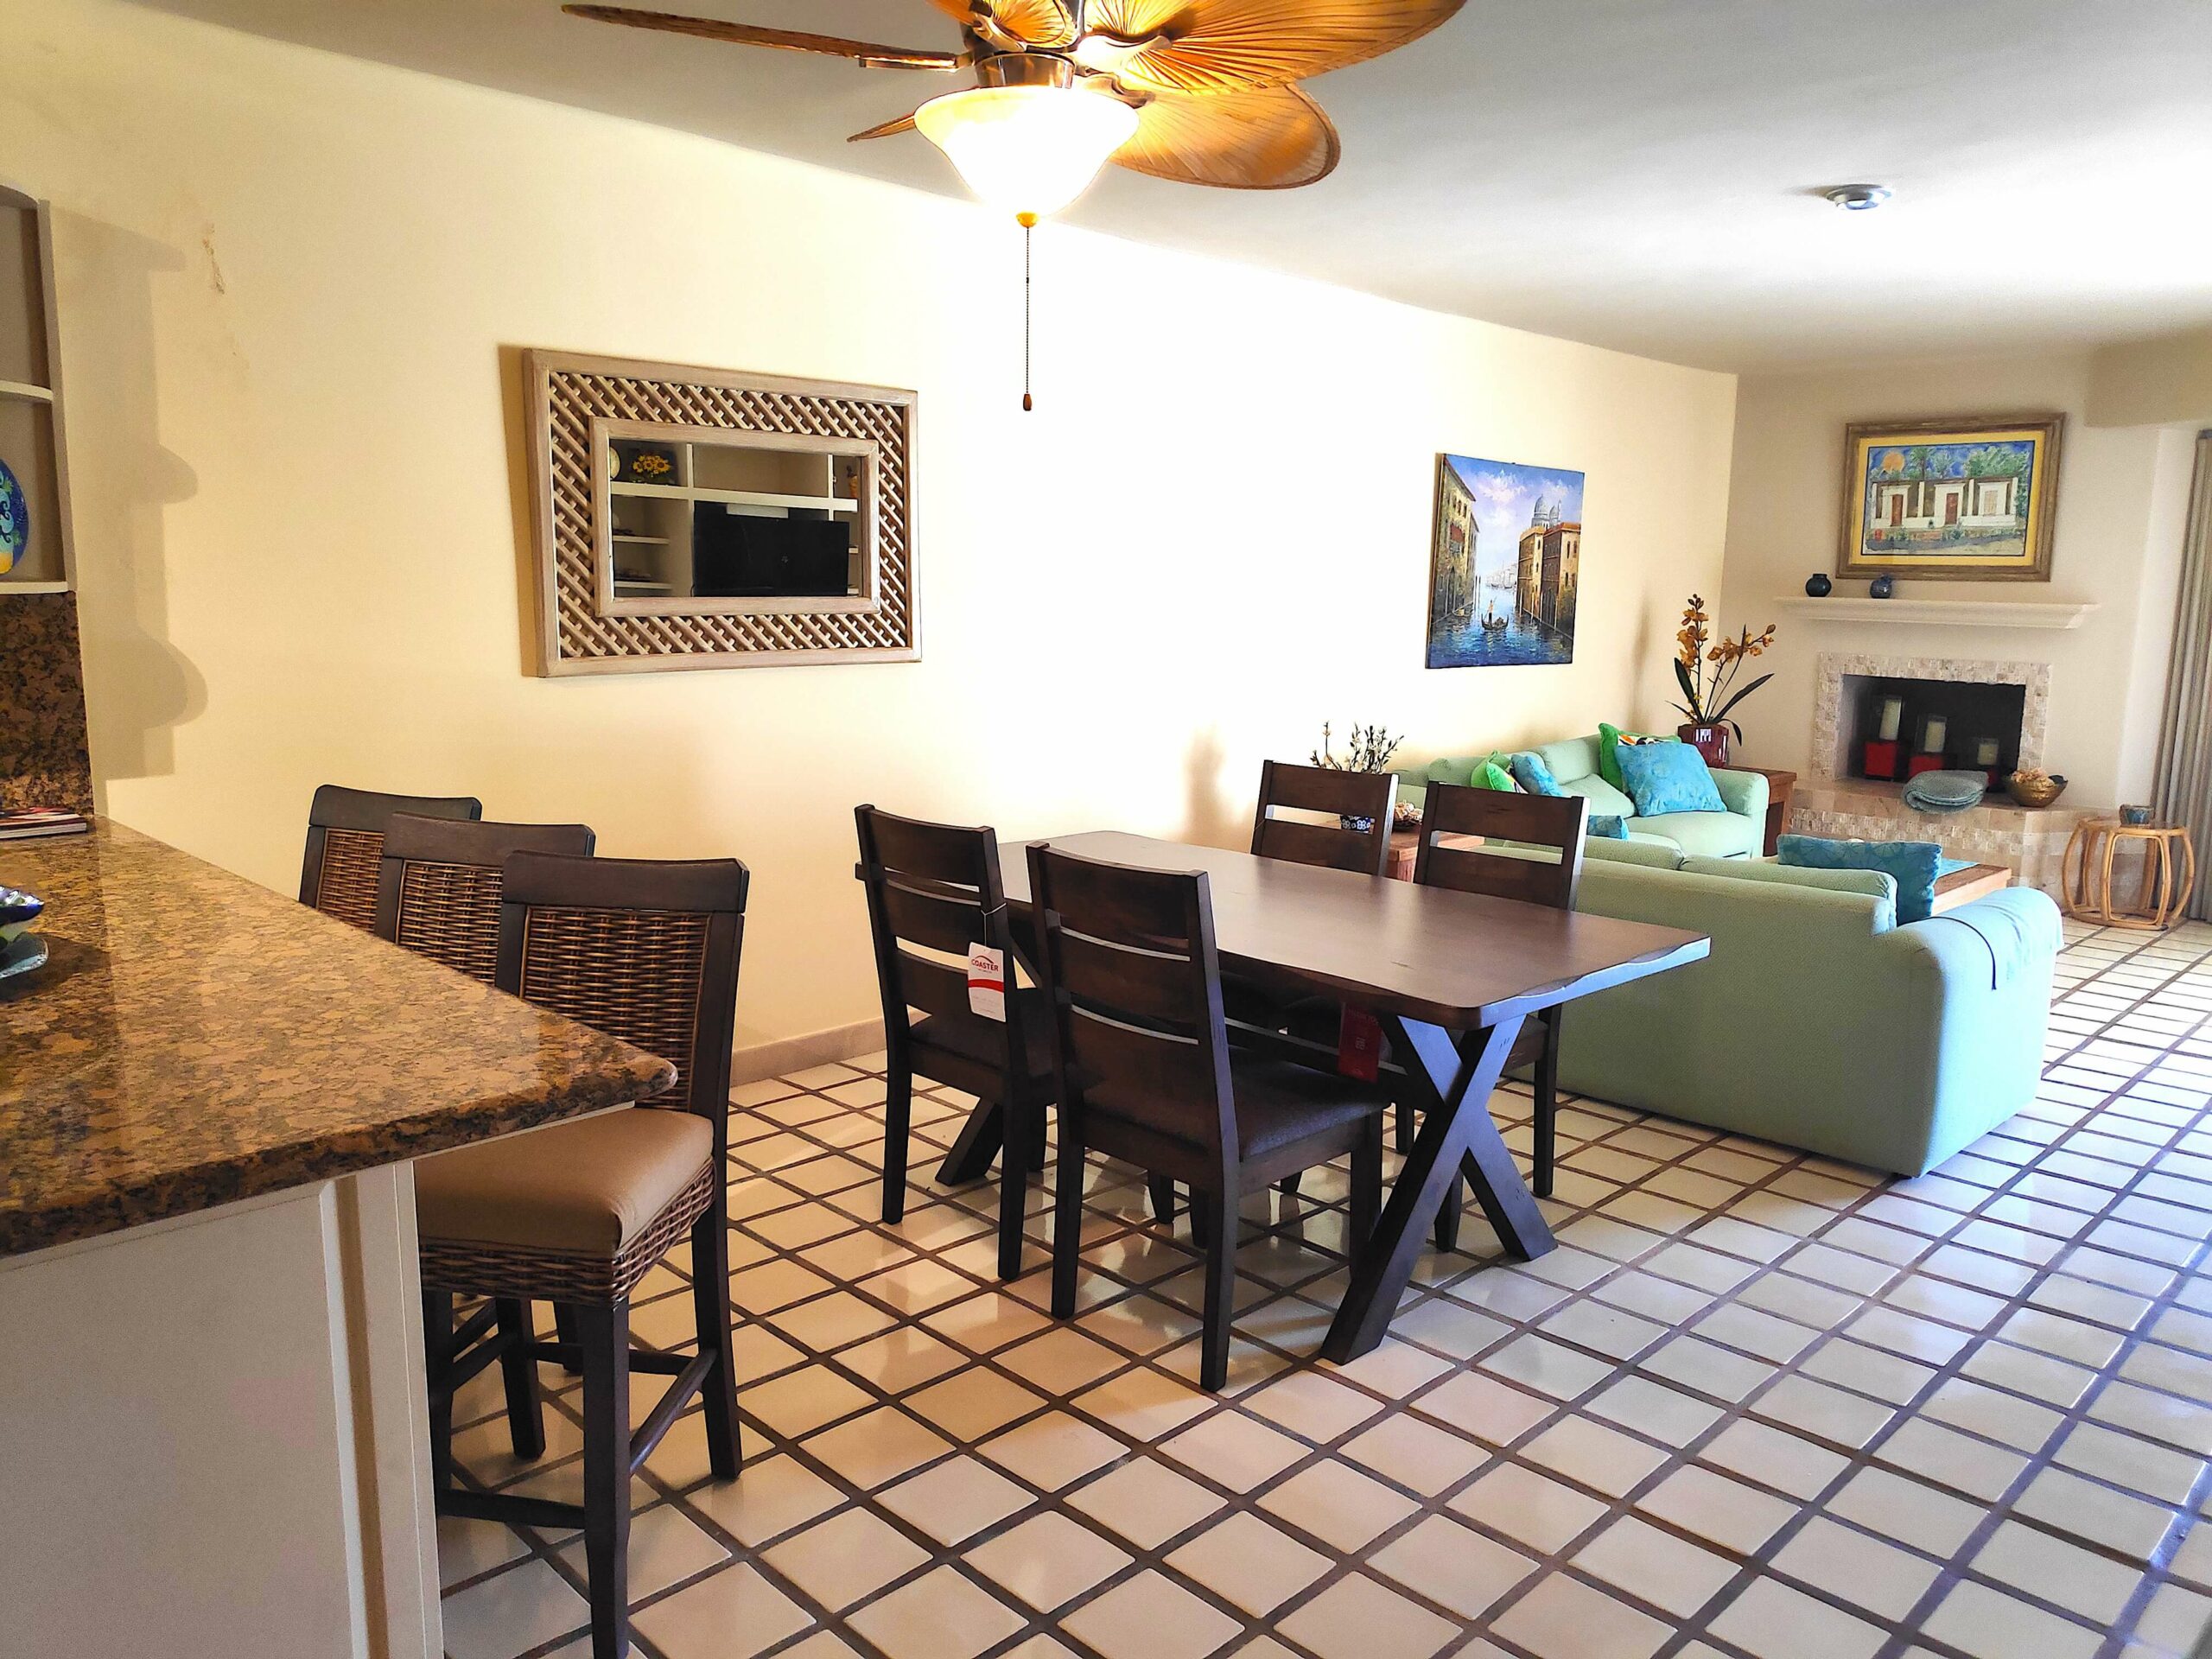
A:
[1804, 574, 1832, 597]
[1869, 575, 1896, 599]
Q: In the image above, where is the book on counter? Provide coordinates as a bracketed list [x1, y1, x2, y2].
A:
[0, 807, 90, 842]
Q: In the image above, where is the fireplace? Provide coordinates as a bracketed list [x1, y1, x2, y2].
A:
[1841, 673, 2028, 784]
[1811, 652, 2049, 785]
[1800, 652, 2087, 899]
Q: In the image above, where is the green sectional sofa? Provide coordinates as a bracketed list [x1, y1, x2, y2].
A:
[1556, 849, 2061, 1175]
[1398, 734, 1768, 861]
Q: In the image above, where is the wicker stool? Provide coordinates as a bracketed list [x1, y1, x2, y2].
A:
[298, 783, 480, 931]
[2063, 818, 2197, 931]
[413, 850, 750, 1659]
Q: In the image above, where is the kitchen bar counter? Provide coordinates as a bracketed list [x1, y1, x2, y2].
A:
[1, 820, 671, 1253]
[0, 820, 674, 1659]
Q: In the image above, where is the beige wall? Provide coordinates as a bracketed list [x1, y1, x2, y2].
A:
[16, 0, 1737, 1052]
[1717, 350, 2197, 810]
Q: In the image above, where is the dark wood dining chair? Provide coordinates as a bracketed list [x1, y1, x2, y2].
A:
[1414, 783, 1589, 1245]
[413, 851, 748, 1659]
[1027, 842, 1387, 1390]
[1238, 760, 1398, 1206]
[371, 813, 598, 982]
[1249, 760, 1397, 877]
[855, 804, 1054, 1282]
[299, 784, 481, 931]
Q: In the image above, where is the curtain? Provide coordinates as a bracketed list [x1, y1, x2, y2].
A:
[2152, 432, 2212, 919]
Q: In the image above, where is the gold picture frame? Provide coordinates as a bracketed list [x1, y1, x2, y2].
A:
[1837, 413, 2063, 582]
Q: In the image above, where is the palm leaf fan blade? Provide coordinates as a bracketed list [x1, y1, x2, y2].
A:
[1082, 0, 1465, 96]
[930, 0, 1077, 47]
[1112, 84, 1339, 189]
[849, 109, 920, 141]
[562, 6, 965, 68]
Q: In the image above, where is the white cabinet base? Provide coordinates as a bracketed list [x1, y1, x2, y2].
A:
[0, 1167, 441, 1659]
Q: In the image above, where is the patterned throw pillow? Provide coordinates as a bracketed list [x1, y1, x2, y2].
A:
[1617, 739, 1727, 817]
[1778, 834, 1943, 924]
[1509, 752, 1567, 797]
[1588, 815, 1629, 839]
[1470, 760, 1519, 792]
[1597, 722, 1680, 792]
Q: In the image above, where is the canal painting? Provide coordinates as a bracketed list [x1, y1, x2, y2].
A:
[1427, 454, 1583, 669]
[1838, 416, 2062, 582]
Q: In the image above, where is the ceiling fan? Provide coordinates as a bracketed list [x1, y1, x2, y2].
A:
[567, 1, 1465, 404]
[568, 2, 1465, 211]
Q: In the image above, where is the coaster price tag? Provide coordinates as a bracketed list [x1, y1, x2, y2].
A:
[967, 943, 1007, 1020]
[1338, 1006, 1383, 1081]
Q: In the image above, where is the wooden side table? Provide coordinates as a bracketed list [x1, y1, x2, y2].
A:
[2063, 818, 2197, 930]
[1723, 765, 1797, 857]
[1385, 827, 1483, 881]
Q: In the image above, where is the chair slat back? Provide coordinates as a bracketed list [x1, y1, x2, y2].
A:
[372, 815, 596, 983]
[855, 805, 1027, 1077]
[1250, 760, 1396, 877]
[1414, 783, 1589, 911]
[1027, 843, 1236, 1155]
[495, 852, 747, 1139]
[301, 785, 481, 931]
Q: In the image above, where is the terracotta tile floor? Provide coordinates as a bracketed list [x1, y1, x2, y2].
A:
[438, 918, 2212, 1659]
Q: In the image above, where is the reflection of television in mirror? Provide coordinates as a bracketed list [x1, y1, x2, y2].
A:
[691, 507, 850, 598]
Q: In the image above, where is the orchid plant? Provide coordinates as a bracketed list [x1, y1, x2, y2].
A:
[1672, 595, 1777, 742]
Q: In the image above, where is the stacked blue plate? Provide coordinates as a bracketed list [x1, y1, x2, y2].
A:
[0, 885, 47, 981]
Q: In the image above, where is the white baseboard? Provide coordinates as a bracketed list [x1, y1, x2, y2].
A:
[730, 1018, 885, 1084]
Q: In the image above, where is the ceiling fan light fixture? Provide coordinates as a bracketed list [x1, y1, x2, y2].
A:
[915, 79, 1139, 222]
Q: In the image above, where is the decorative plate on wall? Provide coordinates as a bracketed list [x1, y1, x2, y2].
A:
[0, 457, 28, 576]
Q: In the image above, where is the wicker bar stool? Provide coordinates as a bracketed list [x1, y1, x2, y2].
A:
[298, 784, 481, 931]
[414, 851, 749, 1659]
[372, 814, 598, 984]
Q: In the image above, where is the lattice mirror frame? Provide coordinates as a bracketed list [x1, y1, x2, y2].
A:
[524, 350, 918, 676]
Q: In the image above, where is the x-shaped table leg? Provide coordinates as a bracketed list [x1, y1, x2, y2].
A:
[1321, 1013, 1555, 1363]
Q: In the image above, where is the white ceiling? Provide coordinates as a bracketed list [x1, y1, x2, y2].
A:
[127, 0, 2212, 372]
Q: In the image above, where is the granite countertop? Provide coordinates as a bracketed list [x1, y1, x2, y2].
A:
[0, 821, 675, 1256]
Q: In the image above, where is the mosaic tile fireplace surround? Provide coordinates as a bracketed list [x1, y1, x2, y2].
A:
[1795, 652, 2098, 899]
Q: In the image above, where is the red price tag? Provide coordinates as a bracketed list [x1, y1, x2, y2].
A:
[1338, 1007, 1383, 1082]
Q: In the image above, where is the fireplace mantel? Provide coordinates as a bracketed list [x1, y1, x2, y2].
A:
[1773, 597, 2097, 630]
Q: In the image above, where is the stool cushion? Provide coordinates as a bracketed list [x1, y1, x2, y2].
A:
[416, 1107, 714, 1256]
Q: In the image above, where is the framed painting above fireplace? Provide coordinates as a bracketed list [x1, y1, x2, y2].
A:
[1838, 414, 2063, 582]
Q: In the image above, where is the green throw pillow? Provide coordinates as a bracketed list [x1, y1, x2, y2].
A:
[1470, 760, 1518, 792]
[1598, 722, 1680, 793]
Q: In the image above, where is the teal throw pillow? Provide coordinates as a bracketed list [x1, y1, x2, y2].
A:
[1778, 834, 1943, 924]
[1617, 739, 1726, 817]
[1470, 759, 1519, 792]
[1588, 815, 1628, 839]
[1597, 722, 1679, 792]
[1509, 751, 1567, 797]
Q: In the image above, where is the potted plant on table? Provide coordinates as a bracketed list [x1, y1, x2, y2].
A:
[1671, 595, 1776, 767]
[1312, 721, 1409, 830]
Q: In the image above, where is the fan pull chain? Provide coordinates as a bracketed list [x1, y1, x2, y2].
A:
[1019, 213, 1036, 413]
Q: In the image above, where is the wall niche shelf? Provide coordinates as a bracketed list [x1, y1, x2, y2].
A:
[0, 184, 78, 599]
[1774, 597, 2097, 631]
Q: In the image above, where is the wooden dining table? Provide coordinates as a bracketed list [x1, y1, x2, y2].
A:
[998, 831, 1711, 1363]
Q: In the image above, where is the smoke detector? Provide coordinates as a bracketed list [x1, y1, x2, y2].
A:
[1823, 184, 1894, 212]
